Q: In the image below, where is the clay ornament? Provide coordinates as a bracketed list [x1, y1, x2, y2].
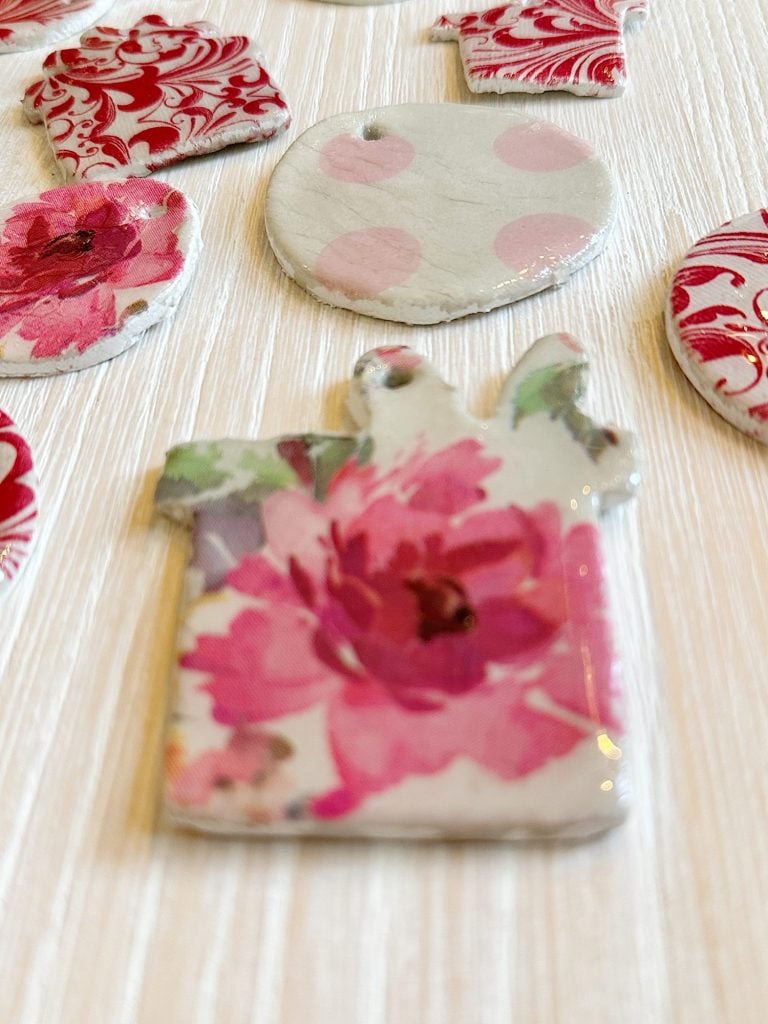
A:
[0, 179, 201, 377]
[0, 0, 114, 53]
[432, 0, 649, 98]
[667, 209, 768, 443]
[0, 411, 38, 590]
[23, 15, 291, 182]
[265, 104, 615, 325]
[155, 336, 639, 839]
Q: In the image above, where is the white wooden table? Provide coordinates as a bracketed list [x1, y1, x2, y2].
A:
[2, 1, 767, 1020]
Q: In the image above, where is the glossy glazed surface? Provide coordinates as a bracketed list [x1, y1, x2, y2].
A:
[157, 338, 637, 838]
[667, 208, 768, 443]
[266, 104, 615, 324]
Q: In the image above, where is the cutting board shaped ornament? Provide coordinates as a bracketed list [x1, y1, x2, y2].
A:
[432, 0, 650, 97]
[23, 15, 291, 182]
[266, 104, 616, 324]
[0, 179, 201, 377]
[667, 208, 768, 443]
[0, 0, 115, 53]
[155, 336, 640, 840]
[0, 411, 38, 591]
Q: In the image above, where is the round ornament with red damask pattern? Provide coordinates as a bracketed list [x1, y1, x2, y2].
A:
[265, 103, 615, 325]
[0, 178, 201, 377]
[0, 412, 38, 591]
[0, 0, 115, 53]
[667, 209, 768, 444]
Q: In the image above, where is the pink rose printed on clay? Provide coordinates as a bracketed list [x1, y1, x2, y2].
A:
[0, 411, 38, 591]
[266, 104, 616, 324]
[0, 0, 114, 53]
[23, 15, 290, 182]
[155, 336, 640, 839]
[0, 178, 201, 376]
[432, 0, 650, 98]
[667, 209, 768, 444]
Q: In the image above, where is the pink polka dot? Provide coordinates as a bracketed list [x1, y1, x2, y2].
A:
[494, 214, 596, 275]
[315, 228, 421, 299]
[319, 133, 415, 184]
[494, 123, 593, 173]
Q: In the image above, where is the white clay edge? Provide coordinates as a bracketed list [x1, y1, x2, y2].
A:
[665, 301, 767, 444]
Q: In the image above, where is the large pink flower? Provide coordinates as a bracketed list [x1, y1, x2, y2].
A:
[0, 179, 186, 358]
[182, 440, 619, 818]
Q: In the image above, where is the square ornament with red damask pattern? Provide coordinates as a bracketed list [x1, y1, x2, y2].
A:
[23, 15, 291, 182]
[0, 0, 115, 53]
[432, 0, 650, 98]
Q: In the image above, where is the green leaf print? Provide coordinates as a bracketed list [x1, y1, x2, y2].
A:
[513, 363, 617, 462]
[238, 449, 299, 490]
[310, 436, 368, 500]
[164, 443, 228, 490]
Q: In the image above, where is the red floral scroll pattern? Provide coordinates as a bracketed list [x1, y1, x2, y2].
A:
[0, 412, 37, 586]
[433, 0, 648, 95]
[0, 0, 94, 32]
[670, 209, 768, 424]
[0, 0, 113, 48]
[23, 15, 290, 181]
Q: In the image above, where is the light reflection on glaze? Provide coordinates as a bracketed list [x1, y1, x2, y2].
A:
[667, 208, 768, 442]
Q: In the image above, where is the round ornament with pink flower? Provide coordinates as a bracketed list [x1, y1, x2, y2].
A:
[0, 178, 201, 376]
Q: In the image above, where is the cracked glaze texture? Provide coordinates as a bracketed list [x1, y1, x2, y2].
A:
[265, 104, 615, 324]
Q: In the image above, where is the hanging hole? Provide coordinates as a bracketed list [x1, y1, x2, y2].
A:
[360, 123, 384, 141]
[384, 367, 414, 389]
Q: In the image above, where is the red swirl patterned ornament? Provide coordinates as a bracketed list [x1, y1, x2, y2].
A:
[667, 209, 768, 443]
[23, 15, 290, 182]
[0, 411, 37, 591]
[0, 0, 114, 53]
[432, 0, 649, 97]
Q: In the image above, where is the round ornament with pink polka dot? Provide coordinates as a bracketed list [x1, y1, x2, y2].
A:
[265, 104, 616, 325]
